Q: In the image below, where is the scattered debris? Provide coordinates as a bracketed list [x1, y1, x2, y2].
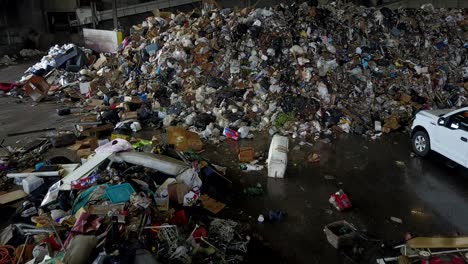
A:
[0, 1, 467, 263]
[240, 163, 264, 171]
[257, 214, 265, 223]
[268, 210, 286, 222]
[329, 190, 352, 211]
[238, 147, 255, 163]
[396, 161, 406, 168]
[324, 221, 357, 249]
[308, 153, 321, 163]
[0, 190, 27, 204]
[390, 216, 403, 224]
[199, 194, 225, 214]
[244, 183, 264, 196]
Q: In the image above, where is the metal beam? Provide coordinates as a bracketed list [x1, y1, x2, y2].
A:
[98, 0, 201, 22]
[112, 0, 118, 30]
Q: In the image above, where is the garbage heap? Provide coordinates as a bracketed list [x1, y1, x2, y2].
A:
[1, 136, 253, 263]
[0, 3, 466, 263]
[6, 2, 468, 140]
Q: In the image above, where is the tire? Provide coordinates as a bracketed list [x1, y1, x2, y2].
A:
[412, 131, 430, 157]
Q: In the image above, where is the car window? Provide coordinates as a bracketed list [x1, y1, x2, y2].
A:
[447, 111, 468, 131]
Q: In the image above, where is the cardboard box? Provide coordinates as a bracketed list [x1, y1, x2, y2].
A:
[81, 124, 114, 136]
[168, 182, 189, 204]
[199, 194, 225, 214]
[238, 147, 255, 162]
[76, 148, 92, 158]
[24, 76, 50, 102]
[155, 197, 169, 211]
[324, 220, 356, 249]
[121, 111, 138, 120]
[166, 126, 203, 152]
[111, 134, 130, 141]
[87, 99, 103, 107]
[93, 53, 107, 69]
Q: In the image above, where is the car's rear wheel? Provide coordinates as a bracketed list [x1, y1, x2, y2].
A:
[412, 131, 430, 157]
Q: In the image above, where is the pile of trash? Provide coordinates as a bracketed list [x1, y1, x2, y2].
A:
[0, 134, 254, 263]
[19, 49, 45, 58]
[6, 3, 468, 139]
[1, 2, 467, 262]
[0, 55, 16, 66]
[0, 49, 45, 67]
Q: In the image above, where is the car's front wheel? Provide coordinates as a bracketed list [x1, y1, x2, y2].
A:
[412, 131, 430, 157]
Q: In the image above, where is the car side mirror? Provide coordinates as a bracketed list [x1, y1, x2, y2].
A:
[438, 117, 445, 126]
[451, 123, 459, 129]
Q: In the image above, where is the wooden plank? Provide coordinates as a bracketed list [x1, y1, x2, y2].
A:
[0, 190, 27, 204]
[87, 204, 125, 215]
[7, 128, 55, 137]
[407, 237, 468, 249]
[199, 194, 225, 214]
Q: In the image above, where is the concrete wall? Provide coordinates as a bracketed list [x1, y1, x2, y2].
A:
[0, 0, 48, 55]
[100, 0, 164, 10]
[17, 0, 47, 33]
[44, 0, 78, 12]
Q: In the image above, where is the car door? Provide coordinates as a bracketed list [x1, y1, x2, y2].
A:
[436, 111, 468, 166]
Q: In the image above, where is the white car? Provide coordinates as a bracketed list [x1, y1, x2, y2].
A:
[411, 107, 468, 166]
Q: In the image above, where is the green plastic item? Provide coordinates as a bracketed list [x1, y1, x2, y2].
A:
[132, 140, 152, 149]
[71, 184, 109, 215]
[243, 183, 264, 196]
[105, 183, 135, 203]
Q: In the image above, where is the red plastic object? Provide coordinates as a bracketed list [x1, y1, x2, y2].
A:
[223, 127, 239, 140]
[429, 257, 444, 264]
[192, 226, 208, 242]
[43, 235, 61, 251]
[71, 174, 98, 190]
[451, 256, 465, 264]
[421, 256, 464, 264]
[0, 82, 20, 92]
[170, 210, 188, 226]
[329, 190, 352, 211]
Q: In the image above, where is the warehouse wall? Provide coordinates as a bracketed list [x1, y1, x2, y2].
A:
[0, 0, 48, 55]
[44, 0, 78, 12]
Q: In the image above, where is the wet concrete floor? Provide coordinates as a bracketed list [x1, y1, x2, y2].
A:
[2, 60, 468, 264]
[203, 132, 468, 263]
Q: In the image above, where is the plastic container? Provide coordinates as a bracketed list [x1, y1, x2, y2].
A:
[323, 220, 356, 249]
[267, 135, 289, 178]
[22, 175, 44, 194]
[223, 127, 239, 140]
[329, 190, 353, 211]
[105, 183, 135, 203]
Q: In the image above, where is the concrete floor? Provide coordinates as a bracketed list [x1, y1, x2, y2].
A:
[0, 58, 80, 148]
[203, 132, 468, 263]
[2, 61, 468, 264]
